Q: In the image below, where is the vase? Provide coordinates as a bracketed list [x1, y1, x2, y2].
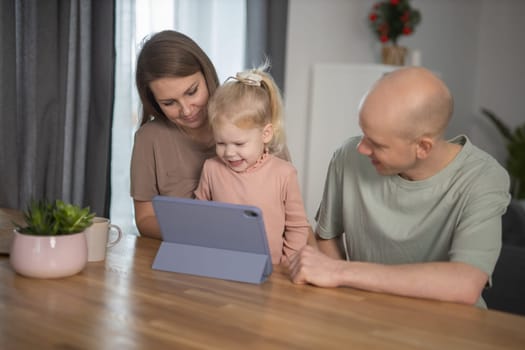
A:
[10, 230, 88, 278]
[381, 45, 408, 66]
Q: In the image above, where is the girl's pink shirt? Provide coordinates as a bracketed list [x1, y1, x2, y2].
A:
[195, 155, 310, 264]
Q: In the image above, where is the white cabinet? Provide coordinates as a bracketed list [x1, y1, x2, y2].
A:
[303, 63, 398, 223]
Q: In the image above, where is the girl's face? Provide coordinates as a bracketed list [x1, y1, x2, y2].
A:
[213, 118, 273, 173]
[149, 72, 209, 130]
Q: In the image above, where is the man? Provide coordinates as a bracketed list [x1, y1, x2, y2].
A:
[289, 67, 510, 307]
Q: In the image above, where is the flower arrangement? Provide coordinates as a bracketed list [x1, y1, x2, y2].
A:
[368, 0, 421, 45]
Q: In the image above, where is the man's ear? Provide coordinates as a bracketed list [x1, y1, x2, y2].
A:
[262, 123, 274, 143]
[416, 136, 433, 159]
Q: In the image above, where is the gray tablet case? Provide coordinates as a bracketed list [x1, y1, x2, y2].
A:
[152, 196, 272, 284]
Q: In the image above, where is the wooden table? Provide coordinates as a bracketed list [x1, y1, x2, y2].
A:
[1, 208, 525, 349]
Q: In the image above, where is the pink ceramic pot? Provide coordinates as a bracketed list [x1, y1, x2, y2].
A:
[10, 230, 88, 278]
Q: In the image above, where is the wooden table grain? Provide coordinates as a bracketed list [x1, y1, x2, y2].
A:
[1, 208, 525, 349]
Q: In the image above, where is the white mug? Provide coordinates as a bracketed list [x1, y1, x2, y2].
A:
[84, 217, 122, 262]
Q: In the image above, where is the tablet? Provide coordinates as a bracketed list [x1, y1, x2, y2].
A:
[151, 196, 273, 284]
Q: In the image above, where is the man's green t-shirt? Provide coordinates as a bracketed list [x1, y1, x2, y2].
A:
[316, 135, 511, 307]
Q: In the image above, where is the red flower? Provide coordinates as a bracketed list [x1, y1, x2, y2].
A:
[368, 0, 421, 44]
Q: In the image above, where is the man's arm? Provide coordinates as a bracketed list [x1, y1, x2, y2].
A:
[306, 227, 319, 248]
[288, 245, 488, 305]
[316, 235, 345, 259]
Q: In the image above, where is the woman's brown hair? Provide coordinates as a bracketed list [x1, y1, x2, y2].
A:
[135, 30, 219, 126]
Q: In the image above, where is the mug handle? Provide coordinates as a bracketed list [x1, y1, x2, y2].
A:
[107, 224, 123, 247]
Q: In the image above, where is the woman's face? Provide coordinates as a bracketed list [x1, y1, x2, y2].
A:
[149, 72, 209, 130]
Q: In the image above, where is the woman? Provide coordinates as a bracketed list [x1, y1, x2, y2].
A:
[131, 30, 295, 240]
[130, 30, 219, 238]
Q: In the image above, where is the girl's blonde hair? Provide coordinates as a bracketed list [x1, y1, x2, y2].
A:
[207, 62, 286, 155]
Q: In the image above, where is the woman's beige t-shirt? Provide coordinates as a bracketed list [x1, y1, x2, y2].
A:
[130, 118, 216, 200]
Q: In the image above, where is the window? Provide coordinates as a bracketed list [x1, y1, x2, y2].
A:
[111, 0, 246, 235]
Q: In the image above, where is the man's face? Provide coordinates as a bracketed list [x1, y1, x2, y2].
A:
[357, 95, 419, 179]
[356, 129, 418, 177]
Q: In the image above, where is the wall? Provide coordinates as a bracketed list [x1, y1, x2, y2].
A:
[472, 0, 525, 161]
[284, 0, 525, 206]
[284, 0, 373, 187]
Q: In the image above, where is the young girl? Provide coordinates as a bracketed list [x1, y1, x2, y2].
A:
[131, 31, 290, 239]
[194, 65, 310, 265]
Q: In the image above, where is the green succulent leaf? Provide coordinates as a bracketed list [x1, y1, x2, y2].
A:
[16, 199, 95, 236]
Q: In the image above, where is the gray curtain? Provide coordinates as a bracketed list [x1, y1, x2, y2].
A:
[0, 0, 115, 216]
[245, 0, 288, 92]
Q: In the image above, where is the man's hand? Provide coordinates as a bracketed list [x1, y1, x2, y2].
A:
[288, 245, 346, 287]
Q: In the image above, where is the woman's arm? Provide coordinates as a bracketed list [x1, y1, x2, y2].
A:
[133, 200, 161, 239]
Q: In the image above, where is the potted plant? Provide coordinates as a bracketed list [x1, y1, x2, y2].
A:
[481, 107, 525, 200]
[10, 199, 95, 278]
[368, 0, 422, 66]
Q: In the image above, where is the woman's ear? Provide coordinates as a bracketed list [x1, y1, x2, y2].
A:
[416, 136, 433, 159]
[262, 123, 274, 143]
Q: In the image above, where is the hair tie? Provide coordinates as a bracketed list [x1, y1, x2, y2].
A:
[227, 70, 263, 87]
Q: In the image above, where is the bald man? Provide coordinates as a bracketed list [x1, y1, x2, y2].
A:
[289, 67, 510, 307]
